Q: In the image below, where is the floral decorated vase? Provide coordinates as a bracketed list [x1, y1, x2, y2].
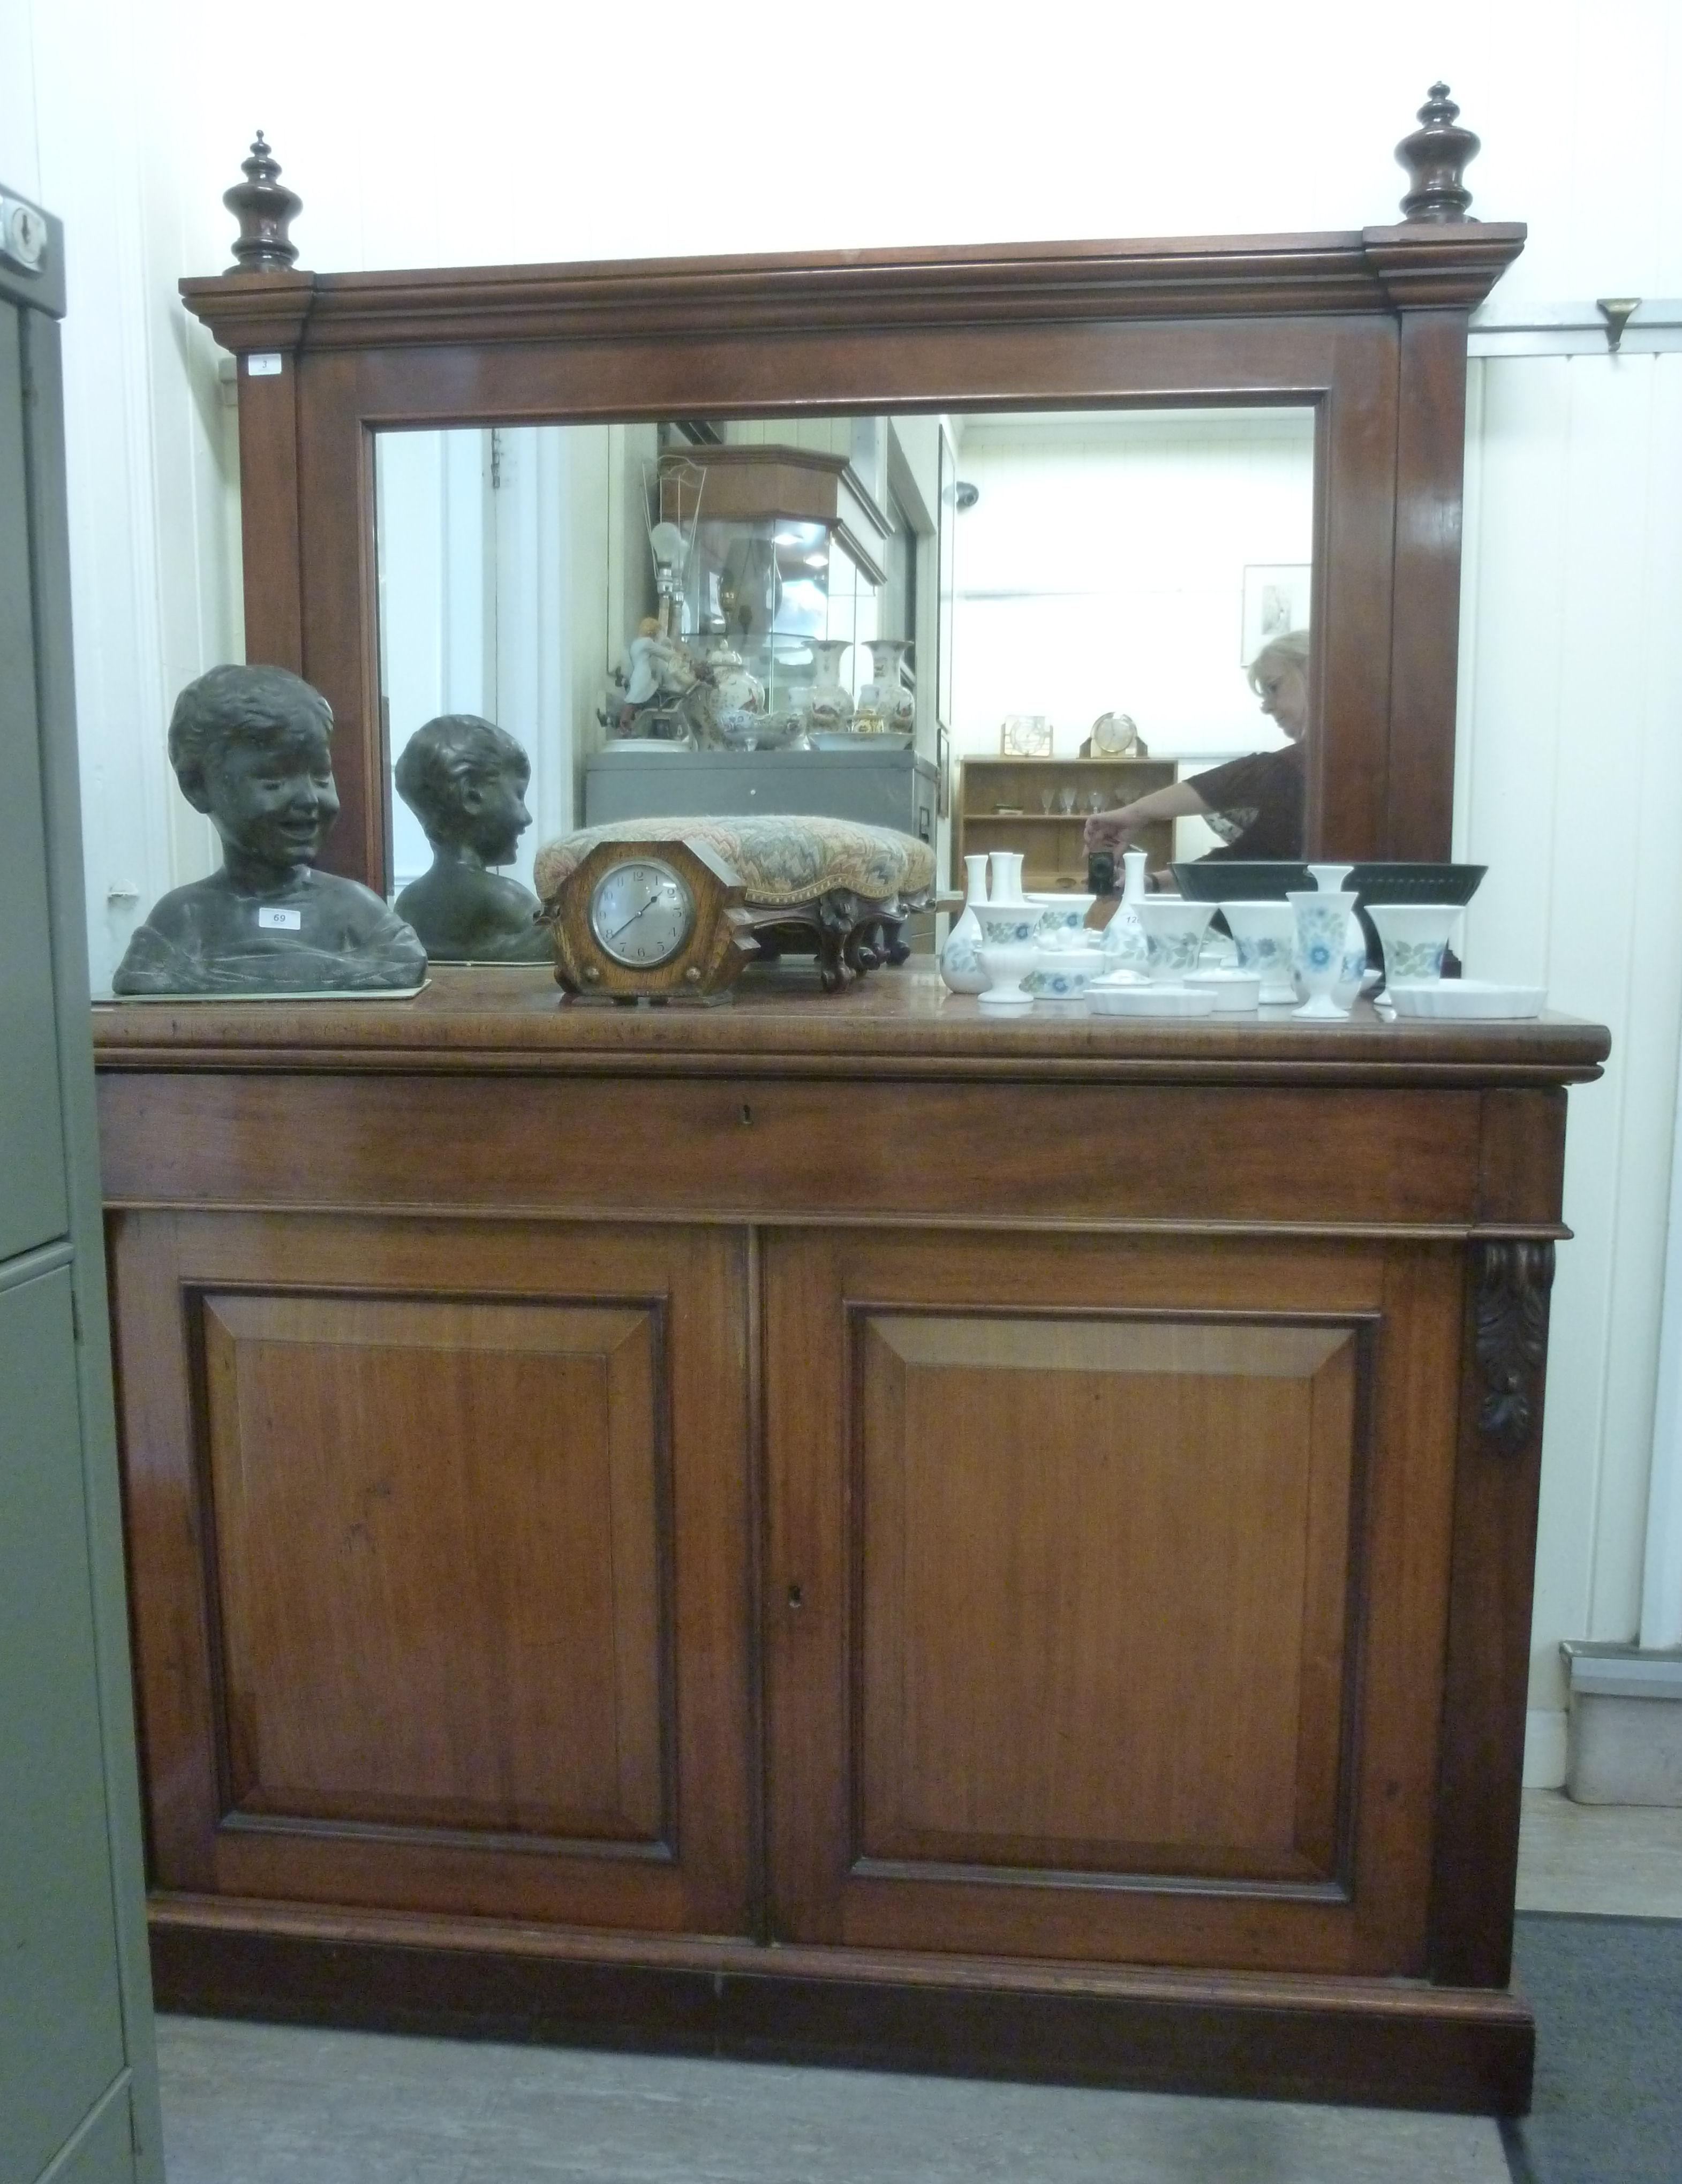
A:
[1366, 902, 1461, 985]
[1289, 889, 1359, 1018]
[1309, 861, 1369, 1003]
[940, 853, 991, 995]
[1133, 897, 1216, 983]
[805, 640, 854, 735]
[1219, 900, 1297, 1004]
[977, 937, 1040, 1012]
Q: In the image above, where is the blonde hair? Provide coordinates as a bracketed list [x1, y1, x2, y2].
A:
[1245, 628, 1311, 695]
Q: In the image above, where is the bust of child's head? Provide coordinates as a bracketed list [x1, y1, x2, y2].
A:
[392, 715, 549, 961]
[110, 663, 426, 996]
[170, 663, 340, 880]
[394, 714, 532, 863]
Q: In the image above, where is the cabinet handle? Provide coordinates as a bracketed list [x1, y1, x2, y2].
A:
[786, 1583, 804, 1609]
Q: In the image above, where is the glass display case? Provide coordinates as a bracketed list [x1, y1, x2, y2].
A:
[633, 439, 903, 747]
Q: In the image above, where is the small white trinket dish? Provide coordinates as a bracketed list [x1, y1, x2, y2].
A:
[1185, 969, 1262, 1012]
[1385, 979, 1546, 1021]
[1088, 978, 1218, 1018]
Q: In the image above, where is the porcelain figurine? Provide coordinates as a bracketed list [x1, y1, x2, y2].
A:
[616, 618, 701, 734]
[393, 714, 552, 961]
[940, 853, 991, 994]
[112, 664, 425, 995]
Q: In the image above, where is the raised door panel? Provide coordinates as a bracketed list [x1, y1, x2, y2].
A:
[857, 1315, 1356, 1884]
[764, 1229, 1462, 1976]
[203, 1295, 666, 1844]
[112, 1212, 751, 1935]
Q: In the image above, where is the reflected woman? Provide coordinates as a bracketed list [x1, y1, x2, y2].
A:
[1082, 629, 1309, 877]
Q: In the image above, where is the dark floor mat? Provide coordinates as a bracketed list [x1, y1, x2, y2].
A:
[1503, 1911, 1682, 2184]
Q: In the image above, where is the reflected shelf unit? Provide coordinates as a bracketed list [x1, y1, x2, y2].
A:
[956, 757, 1175, 891]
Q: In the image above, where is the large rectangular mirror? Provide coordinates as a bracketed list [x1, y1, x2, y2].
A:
[374, 405, 1315, 904]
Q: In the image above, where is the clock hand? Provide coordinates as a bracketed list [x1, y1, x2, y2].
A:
[607, 895, 663, 944]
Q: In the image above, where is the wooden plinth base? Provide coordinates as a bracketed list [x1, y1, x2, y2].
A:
[149, 1897, 1534, 2117]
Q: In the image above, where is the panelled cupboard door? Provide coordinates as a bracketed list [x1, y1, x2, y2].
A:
[111, 1211, 754, 1936]
[763, 1229, 1464, 1977]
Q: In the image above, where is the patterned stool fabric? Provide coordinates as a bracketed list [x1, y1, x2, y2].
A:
[534, 814, 936, 991]
[534, 813, 936, 909]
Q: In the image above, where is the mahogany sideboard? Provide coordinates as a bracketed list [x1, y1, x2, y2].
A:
[93, 965, 1609, 2112]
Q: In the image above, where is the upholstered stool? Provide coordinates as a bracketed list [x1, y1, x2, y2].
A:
[534, 814, 936, 989]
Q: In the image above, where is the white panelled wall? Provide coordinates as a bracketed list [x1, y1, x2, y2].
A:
[1457, 349, 1682, 1778]
[5, 0, 1682, 1792]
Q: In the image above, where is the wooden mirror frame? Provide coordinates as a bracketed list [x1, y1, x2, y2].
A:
[182, 215, 1524, 897]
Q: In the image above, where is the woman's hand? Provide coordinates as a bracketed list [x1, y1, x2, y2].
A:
[1083, 777, 1211, 855]
[1084, 806, 1142, 854]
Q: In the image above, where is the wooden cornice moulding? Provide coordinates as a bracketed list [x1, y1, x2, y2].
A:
[179, 268, 314, 352]
[1361, 224, 1529, 310]
[178, 227, 1528, 356]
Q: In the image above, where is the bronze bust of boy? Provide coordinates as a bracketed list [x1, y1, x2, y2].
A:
[112, 664, 426, 995]
[393, 715, 550, 962]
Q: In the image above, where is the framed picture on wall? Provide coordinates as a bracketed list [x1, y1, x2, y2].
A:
[1240, 564, 1311, 664]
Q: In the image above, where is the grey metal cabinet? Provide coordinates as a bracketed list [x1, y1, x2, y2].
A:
[0, 190, 163, 2184]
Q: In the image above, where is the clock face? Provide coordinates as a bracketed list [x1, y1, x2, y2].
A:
[588, 857, 696, 968]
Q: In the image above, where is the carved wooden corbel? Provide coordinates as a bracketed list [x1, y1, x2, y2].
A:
[1474, 1240, 1556, 1455]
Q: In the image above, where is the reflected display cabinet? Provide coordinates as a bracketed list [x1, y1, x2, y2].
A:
[92, 92, 1606, 2117]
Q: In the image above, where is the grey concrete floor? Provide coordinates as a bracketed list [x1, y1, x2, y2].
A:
[157, 2014, 1510, 2184]
[164, 1798, 1682, 2178]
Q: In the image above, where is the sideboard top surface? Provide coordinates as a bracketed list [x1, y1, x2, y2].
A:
[90, 964, 1609, 1087]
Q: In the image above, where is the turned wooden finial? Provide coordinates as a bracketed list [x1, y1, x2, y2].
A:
[223, 132, 303, 274]
[1395, 84, 1480, 223]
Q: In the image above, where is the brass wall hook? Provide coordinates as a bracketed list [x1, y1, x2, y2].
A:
[1597, 298, 1641, 352]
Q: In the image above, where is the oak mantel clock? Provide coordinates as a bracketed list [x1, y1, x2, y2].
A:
[546, 835, 757, 1002]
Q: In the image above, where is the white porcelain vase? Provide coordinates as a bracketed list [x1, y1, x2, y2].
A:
[1100, 849, 1150, 969]
[1219, 900, 1297, 1004]
[1289, 889, 1359, 1018]
[1367, 902, 1462, 985]
[940, 853, 991, 994]
[1133, 897, 1216, 982]
[975, 867, 1043, 1012]
[1310, 861, 1369, 1002]
[987, 850, 1029, 906]
[805, 639, 854, 734]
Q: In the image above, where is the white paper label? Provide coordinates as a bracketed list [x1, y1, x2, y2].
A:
[246, 352, 283, 377]
[257, 905, 302, 931]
